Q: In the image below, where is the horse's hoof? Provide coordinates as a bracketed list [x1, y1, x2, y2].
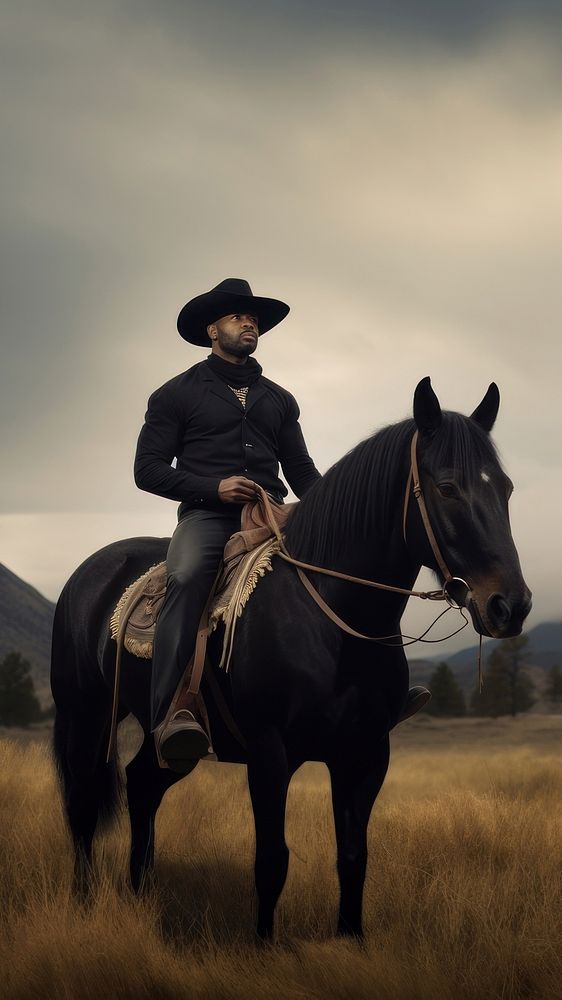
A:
[336, 920, 364, 941]
[255, 925, 275, 947]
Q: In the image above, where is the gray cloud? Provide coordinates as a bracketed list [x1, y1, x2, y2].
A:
[130, 0, 562, 51]
[1, 1, 560, 648]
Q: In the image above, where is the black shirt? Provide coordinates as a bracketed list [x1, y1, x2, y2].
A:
[134, 359, 321, 513]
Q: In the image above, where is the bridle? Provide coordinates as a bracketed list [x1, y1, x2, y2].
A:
[403, 430, 471, 610]
[261, 429, 473, 647]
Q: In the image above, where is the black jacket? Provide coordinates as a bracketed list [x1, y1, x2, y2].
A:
[134, 360, 321, 514]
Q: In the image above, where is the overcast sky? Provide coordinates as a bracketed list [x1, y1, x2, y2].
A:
[1, 0, 561, 655]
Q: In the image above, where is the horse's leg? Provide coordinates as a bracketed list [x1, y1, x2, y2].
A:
[328, 735, 390, 938]
[125, 731, 178, 893]
[247, 729, 290, 941]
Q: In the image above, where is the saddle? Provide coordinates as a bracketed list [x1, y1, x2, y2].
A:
[109, 494, 295, 664]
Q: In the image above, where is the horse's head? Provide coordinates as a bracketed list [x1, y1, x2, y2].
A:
[408, 377, 532, 638]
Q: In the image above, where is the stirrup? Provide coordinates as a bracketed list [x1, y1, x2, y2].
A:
[156, 710, 212, 773]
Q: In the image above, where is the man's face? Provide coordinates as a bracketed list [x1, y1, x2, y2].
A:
[208, 313, 259, 359]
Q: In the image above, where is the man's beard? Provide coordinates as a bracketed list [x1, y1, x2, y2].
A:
[217, 334, 256, 359]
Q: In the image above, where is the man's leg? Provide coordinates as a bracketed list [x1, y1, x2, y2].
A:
[150, 508, 240, 764]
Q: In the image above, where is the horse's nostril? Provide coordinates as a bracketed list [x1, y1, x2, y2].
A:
[487, 593, 511, 628]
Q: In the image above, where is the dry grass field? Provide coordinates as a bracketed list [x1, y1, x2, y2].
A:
[1, 715, 561, 999]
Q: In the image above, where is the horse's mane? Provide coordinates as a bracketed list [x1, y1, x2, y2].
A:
[284, 412, 501, 566]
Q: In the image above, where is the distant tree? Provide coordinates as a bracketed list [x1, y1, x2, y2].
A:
[426, 662, 466, 716]
[0, 652, 42, 726]
[545, 665, 562, 705]
[470, 659, 510, 717]
[470, 635, 535, 717]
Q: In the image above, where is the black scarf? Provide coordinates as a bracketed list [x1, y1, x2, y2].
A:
[205, 353, 262, 389]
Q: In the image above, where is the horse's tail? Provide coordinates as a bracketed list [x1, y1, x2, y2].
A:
[52, 705, 123, 832]
[51, 595, 123, 842]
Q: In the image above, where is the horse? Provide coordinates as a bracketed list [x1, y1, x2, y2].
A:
[50, 377, 531, 939]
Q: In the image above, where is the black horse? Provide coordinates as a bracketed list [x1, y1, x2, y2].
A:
[51, 377, 531, 939]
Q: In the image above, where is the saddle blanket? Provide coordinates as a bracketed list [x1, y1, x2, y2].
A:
[109, 535, 280, 670]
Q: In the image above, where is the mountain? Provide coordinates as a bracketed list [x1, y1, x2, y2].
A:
[409, 620, 562, 699]
[0, 563, 56, 705]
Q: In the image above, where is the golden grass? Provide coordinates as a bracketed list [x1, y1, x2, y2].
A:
[1, 718, 561, 999]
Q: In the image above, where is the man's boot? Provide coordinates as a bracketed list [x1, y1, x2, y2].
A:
[156, 693, 213, 774]
[397, 686, 431, 724]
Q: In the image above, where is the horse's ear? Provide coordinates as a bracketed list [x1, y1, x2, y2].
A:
[413, 377, 442, 437]
[470, 383, 500, 433]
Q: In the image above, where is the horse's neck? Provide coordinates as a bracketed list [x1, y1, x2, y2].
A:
[317, 519, 421, 631]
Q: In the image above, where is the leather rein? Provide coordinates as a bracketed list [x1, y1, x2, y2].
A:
[259, 430, 472, 648]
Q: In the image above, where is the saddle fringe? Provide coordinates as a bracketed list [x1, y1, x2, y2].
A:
[118, 635, 154, 659]
[210, 536, 279, 670]
[109, 563, 163, 659]
[109, 540, 279, 669]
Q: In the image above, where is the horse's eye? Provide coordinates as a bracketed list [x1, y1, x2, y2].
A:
[438, 482, 458, 499]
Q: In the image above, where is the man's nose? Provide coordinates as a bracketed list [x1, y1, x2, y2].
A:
[240, 316, 257, 330]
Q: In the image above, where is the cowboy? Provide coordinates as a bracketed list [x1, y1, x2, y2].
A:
[134, 279, 322, 770]
[135, 278, 429, 772]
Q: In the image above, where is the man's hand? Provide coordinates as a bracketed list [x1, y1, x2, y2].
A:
[218, 476, 260, 504]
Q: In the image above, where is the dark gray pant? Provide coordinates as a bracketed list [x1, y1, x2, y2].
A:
[150, 508, 241, 730]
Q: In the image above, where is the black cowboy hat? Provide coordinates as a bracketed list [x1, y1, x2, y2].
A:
[177, 278, 290, 346]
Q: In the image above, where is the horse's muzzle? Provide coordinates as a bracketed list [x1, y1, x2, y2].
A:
[469, 587, 532, 638]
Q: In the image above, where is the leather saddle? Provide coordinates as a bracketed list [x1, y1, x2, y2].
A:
[109, 495, 296, 660]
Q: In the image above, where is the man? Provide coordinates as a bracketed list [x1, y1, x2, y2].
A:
[135, 277, 429, 772]
[134, 278, 322, 771]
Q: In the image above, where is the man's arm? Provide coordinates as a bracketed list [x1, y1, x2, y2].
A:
[278, 394, 321, 499]
[134, 386, 221, 505]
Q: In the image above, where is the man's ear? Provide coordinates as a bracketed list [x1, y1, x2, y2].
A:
[207, 323, 216, 342]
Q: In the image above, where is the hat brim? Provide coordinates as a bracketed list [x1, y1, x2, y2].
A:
[177, 291, 290, 346]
